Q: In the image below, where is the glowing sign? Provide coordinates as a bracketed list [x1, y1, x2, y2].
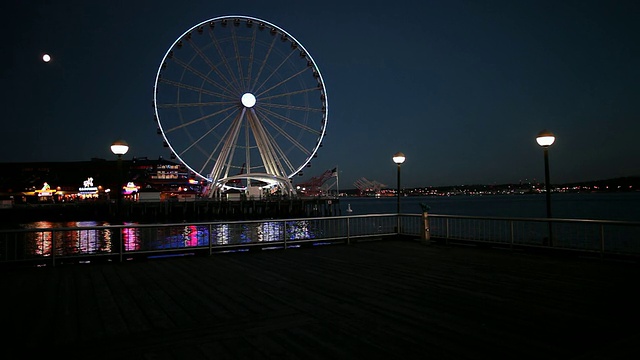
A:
[79, 177, 98, 194]
[123, 182, 140, 195]
[35, 182, 56, 196]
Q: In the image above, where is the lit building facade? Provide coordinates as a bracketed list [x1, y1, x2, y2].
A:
[0, 157, 201, 203]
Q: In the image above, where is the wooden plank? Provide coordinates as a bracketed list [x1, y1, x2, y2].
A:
[3, 240, 640, 359]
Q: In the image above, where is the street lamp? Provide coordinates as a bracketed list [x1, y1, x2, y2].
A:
[393, 152, 406, 233]
[536, 130, 555, 246]
[111, 140, 129, 159]
[111, 140, 129, 217]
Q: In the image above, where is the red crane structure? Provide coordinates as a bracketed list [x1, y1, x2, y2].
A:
[295, 167, 338, 197]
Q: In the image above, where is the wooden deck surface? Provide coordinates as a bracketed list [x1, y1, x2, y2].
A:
[3, 239, 640, 359]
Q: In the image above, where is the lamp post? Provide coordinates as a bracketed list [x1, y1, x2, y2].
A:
[111, 140, 129, 217]
[393, 152, 406, 233]
[536, 130, 555, 246]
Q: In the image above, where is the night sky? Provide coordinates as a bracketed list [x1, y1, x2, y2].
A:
[2, 0, 638, 188]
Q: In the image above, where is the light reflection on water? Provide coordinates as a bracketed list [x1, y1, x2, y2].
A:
[18, 193, 640, 257]
[22, 221, 115, 257]
[19, 220, 316, 257]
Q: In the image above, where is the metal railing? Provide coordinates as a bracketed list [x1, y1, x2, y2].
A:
[0, 214, 398, 267]
[1, 213, 639, 267]
[400, 213, 640, 257]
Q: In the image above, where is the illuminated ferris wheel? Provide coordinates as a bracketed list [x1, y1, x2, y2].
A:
[152, 15, 328, 197]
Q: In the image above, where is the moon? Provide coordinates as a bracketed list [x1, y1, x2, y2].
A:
[42, 54, 51, 62]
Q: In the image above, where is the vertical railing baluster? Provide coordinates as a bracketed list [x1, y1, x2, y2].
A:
[510, 220, 514, 248]
[13, 232, 18, 262]
[482, 220, 485, 242]
[51, 230, 56, 267]
[446, 218, 450, 245]
[209, 224, 213, 255]
[600, 224, 605, 258]
[119, 226, 123, 263]
[284, 220, 288, 249]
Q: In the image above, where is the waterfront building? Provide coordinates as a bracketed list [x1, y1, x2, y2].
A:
[0, 157, 199, 204]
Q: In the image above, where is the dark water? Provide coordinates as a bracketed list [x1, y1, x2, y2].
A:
[12, 193, 640, 231]
[7, 193, 639, 259]
[340, 192, 640, 222]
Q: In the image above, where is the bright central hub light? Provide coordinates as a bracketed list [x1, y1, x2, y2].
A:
[241, 93, 256, 108]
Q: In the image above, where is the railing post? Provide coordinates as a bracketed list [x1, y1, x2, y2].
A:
[421, 211, 430, 244]
[347, 217, 351, 245]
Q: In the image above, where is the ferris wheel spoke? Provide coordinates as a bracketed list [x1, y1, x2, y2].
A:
[207, 26, 244, 94]
[260, 101, 325, 114]
[157, 100, 237, 108]
[157, 78, 237, 101]
[258, 87, 320, 102]
[256, 106, 322, 135]
[184, 36, 242, 95]
[221, 112, 246, 179]
[177, 110, 238, 157]
[196, 127, 227, 178]
[256, 66, 311, 98]
[230, 25, 247, 92]
[253, 49, 296, 95]
[199, 112, 242, 178]
[263, 126, 296, 174]
[164, 104, 238, 134]
[245, 26, 258, 90]
[170, 56, 239, 97]
[254, 115, 297, 175]
[253, 109, 314, 156]
[250, 33, 278, 93]
[207, 110, 245, 181]
[247, 110, 288, 176]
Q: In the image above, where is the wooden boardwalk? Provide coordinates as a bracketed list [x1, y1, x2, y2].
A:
[3, 239, 640, 359]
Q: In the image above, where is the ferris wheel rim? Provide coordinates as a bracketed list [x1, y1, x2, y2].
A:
[152, 15, 329, 185]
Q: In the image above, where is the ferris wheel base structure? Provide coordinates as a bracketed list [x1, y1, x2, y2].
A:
[203, 173, 296, 198]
